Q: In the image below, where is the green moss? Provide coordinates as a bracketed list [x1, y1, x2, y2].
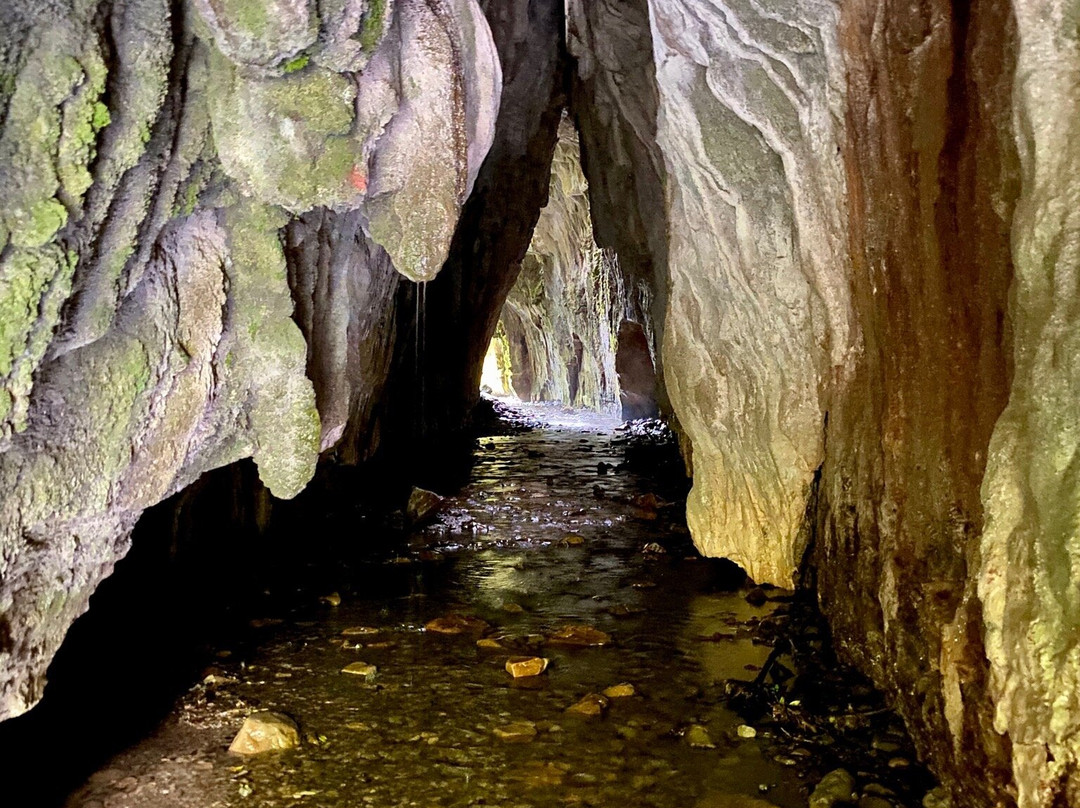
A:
[57, 52, 110, 202]
[218, 0, 270, 39]
[281, 53, 310, 73]
[9, 198, 69, 249]
[359, 0, 388, 53]
[222, 200, 319, 498]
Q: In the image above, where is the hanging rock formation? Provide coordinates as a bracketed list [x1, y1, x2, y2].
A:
[0, 0, 500, 720]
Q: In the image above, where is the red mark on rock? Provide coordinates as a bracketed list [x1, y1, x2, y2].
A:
[350, 166, 368, 192]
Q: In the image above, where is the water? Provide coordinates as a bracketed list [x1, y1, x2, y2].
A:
[59, 406, 926, 808]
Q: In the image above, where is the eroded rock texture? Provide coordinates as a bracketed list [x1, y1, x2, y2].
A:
[497, 122, 654, 414]
[0, 0, 501, 719]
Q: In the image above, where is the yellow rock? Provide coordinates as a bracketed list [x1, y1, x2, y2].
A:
[320, 592, 342, 607]
[477, 638, 504, 650]
[505, 656, 549, 677]
[563, 534, 586, 545]
[546, 625, 611, 647]
[340, 662, 377, 680]
[501, 601, 525, 613]
[603, 682, 636, 698]
[493, 720, 538, 743]
[228, 712, 300, 755]
[425, 615, 490, 635]
[566, 693, 609, 717]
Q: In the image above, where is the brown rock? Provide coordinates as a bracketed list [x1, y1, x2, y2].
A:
[546, 625, 611, 647]
[477, 638, 504, 650]
[493, 720, 538, 743]
[505, 656, 549, 678]
[602, 682, 636, 698]
[228, 711, 301, 755]
[565, 693, 609, 717]
[425, 615, 490, 635]
[407, 487, 444, 524]
[341, 662, 377, 680]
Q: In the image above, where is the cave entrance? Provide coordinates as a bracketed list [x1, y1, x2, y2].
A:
[479, 120, 659, 423]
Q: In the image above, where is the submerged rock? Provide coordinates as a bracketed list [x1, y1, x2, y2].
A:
[492, 720, 538, 743]
[425, 615, 490, 635]
[340, 662, 377, 680]
[546, 625, 611, 647]
[685, 724, 715, 749]
[809, 769, 856, 808]
[228, 712, 300, 755]
[602, 682, 636, 698]
[566, 693, 609, 718]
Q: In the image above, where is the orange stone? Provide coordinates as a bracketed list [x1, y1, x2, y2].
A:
[505, 656, 549, 678]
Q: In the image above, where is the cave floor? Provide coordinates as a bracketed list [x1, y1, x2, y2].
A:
[61, 406, 926, 808]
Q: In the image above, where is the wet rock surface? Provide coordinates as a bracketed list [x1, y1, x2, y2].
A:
[57, 404, 936, 808]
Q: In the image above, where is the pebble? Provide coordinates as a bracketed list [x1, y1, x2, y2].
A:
[563, 534, 586, 545]
[505, 656, 549, 678]
[745, 587, 768, 607]
[546, 625, 611, 647]
[476, 638, 504, 650]
[493, 721, 538, 743]
[809, 769, 856, 808]
[685, 725, 715, 749]
[342, 626, 381, 637]
[602, 682, 636, 698]
[887, 757, 910, 769]
[737, 724, 757, 739]
[228, 712, 301, 755]
[425, 615, 490, 635]
[319, 592, 342, 607]
[566, 693, 610, 717]
[341, 662, 378, 680]
[501, 601, 525, 613]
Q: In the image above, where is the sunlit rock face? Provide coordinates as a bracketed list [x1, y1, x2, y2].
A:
[570, 1, 1072, 806]
[0, 0, 500, 720]
[497, 123, 654, 414]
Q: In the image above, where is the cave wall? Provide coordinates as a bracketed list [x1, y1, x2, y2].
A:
[498, 122, 648, 414]
[0, 0, 502, 720]
[566, 0, 1074, 805]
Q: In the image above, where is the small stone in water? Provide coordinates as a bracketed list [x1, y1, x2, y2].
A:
[809, 769, 856, 808]
[564, 533, 586, 545]
[745, 588, 768, 607]
[476, 638, 504, 650]
[642, 542, 666, 554]
[320, 592, 342, 607]
[407, 487, 444, 524]
[603, 682, 636, 698]
[501, 601, 525, 613]
[887, 757, 910, 769]
[505, 656, 549, 678]
[685, 724, 715, 749]
[493, 721, 538, 743]
[228, 712, 300, 755]
[546, 625, 611, 647]
[342, 626, 380, 637]
[737, 724, 757, 739]
[341, 662, 377, 680]
[566, 693, 609, 717]
[425, 615, 490, 635]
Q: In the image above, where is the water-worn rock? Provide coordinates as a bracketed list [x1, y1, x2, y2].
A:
[685, 724, 715, 749]
[566, 693, 609, 718]
[602, 683, 635, 698]
[406, 487, 444, 525]
[546, 625, 611, 647]
[228, 711, 301, 755]
[492, 720, 537, 743]
[505, 657, 549, 678]
[809, 769, 856, 808]
[341, 662, 377, 680]
[425, 615, 490, 635]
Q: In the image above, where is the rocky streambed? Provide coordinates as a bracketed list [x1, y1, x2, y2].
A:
[49, 403, 938, 808]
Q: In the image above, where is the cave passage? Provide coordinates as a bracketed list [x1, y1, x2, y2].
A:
[9, 401, 933, 808]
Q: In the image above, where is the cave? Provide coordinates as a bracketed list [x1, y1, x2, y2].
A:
[1, 1, 1078, 807]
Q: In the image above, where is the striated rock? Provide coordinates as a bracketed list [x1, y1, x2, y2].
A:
[228, 711, 301, 755]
